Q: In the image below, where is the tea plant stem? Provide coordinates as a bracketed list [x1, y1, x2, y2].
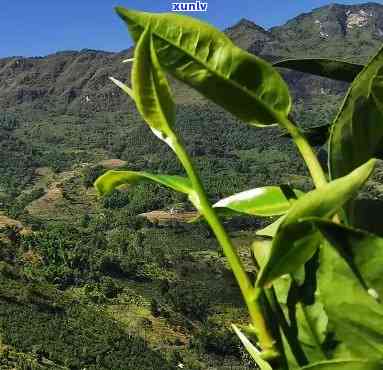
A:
[171, 135, 277, 353]
[275, 114, 328, 188]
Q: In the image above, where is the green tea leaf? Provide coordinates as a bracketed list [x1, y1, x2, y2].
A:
[232, 325, 273, 370]
[94, 170, 194, 199]
[116, 7, 291, 126]
[256, 159, 376, 287]
[193, 185, 301, 222]
[308, 218, 383, 299]
[274, 58, 363, 82]
[131, 25, 176, 147]
[300, 359, 383, 370]
[318, 241, 383, 360]
[262, 223, 322, 287]
[213, 186, 303, 217]
[330, 45, 383, 179]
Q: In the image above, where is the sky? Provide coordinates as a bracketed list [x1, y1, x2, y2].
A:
[1, 0, 383, 58]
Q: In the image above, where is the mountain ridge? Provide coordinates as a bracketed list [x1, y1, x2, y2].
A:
[0, 2, 382, 198]
[4, 2, 383, 113]
[3, 2, 383, 60]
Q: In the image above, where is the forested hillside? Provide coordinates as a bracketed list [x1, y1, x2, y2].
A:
[1, 3, 383, 369]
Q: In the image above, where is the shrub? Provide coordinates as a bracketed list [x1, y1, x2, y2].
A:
[166, 281, 211, 321]
[193, 316, 240, 357]
[94, 7, 383, 369]
[82, 165, 105, 188]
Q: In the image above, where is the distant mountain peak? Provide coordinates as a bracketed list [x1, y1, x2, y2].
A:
[279, 2, 383, 24]
[313, 2, 383, 33]
[2, 1, 383, 115]
[311, 1, 383, 20]
[267, 1, 383, 53]
[315, 2, 383, 11]
[224, 18, 272, 52]
[227, 18, 269, 34]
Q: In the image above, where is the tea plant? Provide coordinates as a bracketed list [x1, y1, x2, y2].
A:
[95, 7, 383, 369]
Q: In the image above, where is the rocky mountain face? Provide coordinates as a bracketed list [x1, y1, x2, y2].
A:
[227, 2, 383, 58]
[225, 19, 274, 54]
[0, 49, 134, 114]
[270, 2, 383, 60]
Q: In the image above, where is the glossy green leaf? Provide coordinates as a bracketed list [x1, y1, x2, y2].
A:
[116, 7, 291, 126]
[94, 170, 194, 198]
[318, 240, 383, 360]
[256, 159, 376, 287]
[308, 218, 383, 299]
[213, 186, 303, 217]
[330, 45, 383, 179]
[300, 359, 383, 370]
[131, 25, 177, 147]
[190, 186, 302, 222]
[274, 58, 364, 82]
[232, 325, 273, 370]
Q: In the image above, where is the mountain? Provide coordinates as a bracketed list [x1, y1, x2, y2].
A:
[270, 2, 383, 60]
[224, 2, 383, 60]
[225, 18, 274, 53]
[2, 3, 383, 113]
[3, 3, 383, 110]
